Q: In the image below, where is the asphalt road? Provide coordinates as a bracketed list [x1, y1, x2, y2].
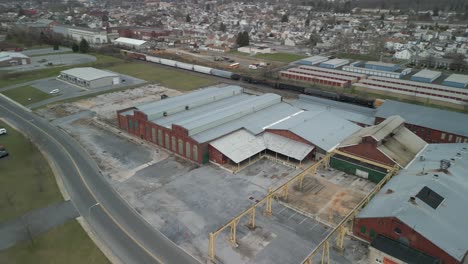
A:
[0, 96, 200, 264]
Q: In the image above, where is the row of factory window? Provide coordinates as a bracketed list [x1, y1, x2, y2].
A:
[372, 79, 468, 96]
[127, 119, 198, 161]
[361, 81, 467, 102]
[281, 72, 347, 87]
[60, 75, 91, 87]
[440, 132, 467, 143]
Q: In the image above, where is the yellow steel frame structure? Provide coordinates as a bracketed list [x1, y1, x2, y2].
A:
[207, 152, 334, 262]
[207, 148, 399, 264]
[301, 164, 400, 264]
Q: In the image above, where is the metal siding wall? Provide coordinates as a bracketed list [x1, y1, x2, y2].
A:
[330, 157, 386, 183]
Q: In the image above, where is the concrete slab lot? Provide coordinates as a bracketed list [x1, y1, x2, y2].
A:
[0, 53, 96, 72]
[38, 85, 370, 264]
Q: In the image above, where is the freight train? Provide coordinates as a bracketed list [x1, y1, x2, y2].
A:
[121, 50, 379, 108]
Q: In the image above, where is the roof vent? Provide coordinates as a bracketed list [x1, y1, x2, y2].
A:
[409, 196, 417, 205]
[440, 159, 451, 171]
[385, 189, 394, 194]
[419, 155, 425, 161]
[185, 105, 189, 110]
[163, 111, 167, 117]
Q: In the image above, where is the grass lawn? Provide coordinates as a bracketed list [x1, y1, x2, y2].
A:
[0, 220, 110, 264]
[0, 121, 62, 223]
[1, 86, 54, 106]
[254, 53, 307, 63]
[107, 61, 217, 91]
[0, 121, 109, 264]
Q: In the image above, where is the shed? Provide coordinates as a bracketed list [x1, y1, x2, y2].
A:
[442, 74, 468, 88]
[410, 69, 441, 83]
[319, 58, 349, 69]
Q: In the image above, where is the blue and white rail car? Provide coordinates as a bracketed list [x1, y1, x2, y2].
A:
[193, 65, 213, 74]
[146, 55, 161, 64]
[176, 62, 194, 71]
[160, 58, 177, 67]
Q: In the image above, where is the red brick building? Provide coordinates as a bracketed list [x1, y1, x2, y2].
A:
[375, 100, 468, 144]
[353, 144, 468, 264]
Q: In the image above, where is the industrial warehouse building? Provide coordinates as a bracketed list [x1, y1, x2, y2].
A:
[0, 51, 31, 67]
[296, 55, 328, 66]
[117, 86, 360, 167]
[58, 67, 120, 89]
[410, 69, 441, 83]
[375, 100, 468, 143]
[319, 58, 349, 69]
[354, 76, 468, 107]
[364, 61, 400, 72]
[332, 116, 427, 182]
[113, 37, 149, 50]
[443, 74, 468, 88]
[354, 143, 468, 264]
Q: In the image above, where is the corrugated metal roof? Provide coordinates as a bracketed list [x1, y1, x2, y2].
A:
[444, 74, 468, 85]
[365, 61, 398, 67]
[368, 76, 468, 93]
[287, 68, 356, 81]
[321, 58, 349, 66]
[0, 51, 29, 61]
[357, 143, 468, 261]
[191, 103, 301, 143]
[269, 111, 361, 152]
[292, 95, 376, 125]
[298, 65, 367, 79]
[264, 132, 314, 161]
[176, 93, 281, 136]
[209, 129, 314, 163]
[298, 56, 328, 63]
[61, 67, 118, 81]
[114, 37, 147, 46]
[139, 86, 243, 120]
[340, 116, 427, 167]
[412, 69, 441, 79]
[375, 100, 468, 137]
[209, 129, 265, 163]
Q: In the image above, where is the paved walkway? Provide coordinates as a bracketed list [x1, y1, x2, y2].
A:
[0, 200, 79, 250]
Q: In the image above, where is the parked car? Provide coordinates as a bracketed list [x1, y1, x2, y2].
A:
[49, 89, 60, 94]
[0, 150, 8, 159]
[0, 128, 6, 135]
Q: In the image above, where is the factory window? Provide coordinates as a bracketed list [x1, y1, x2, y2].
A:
[370, 229, 376, 239]
[464, 138, 468, 143]
[448, 135, 453, 141]
[134, 120, 139, 131]
[158, 130, 163, 146]
[151, 128, 156, 142]
[127, 119, 132, 131]
[165, 134, 170, 149]
[178, 139, 184, 155]
[186, 142, 191, 159]
[171, 136, 176, 152]
[193, 145, 198, 161]
[360, 225, 366, 235]
[456, 137, 461, 143]
[394, 227, 402, 234]
[146, 126, 151, 140]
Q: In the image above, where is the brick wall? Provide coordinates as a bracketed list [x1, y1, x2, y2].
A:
[354, 217, 459, 264]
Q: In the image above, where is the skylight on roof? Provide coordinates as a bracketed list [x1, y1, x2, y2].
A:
[415, 186, 444, 209]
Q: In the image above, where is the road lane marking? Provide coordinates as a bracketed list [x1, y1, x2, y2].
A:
[0, 103, 169, 264]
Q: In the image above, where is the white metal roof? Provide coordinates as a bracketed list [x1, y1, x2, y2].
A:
[209, 129, 265, 163]
[209, 129, 314, 163]
[375, 100, 468, 137]
[444, 74, 468, 85]
[61, 67, 118, 81]
[269, 111, 361, 152]
[365, 61, 398, 67]
[357, 143, 468, 261]
[298, 56, 329, 64]
[114, 37, 147, 46]
[411, 69, 441, 80]
[0, 51, 29, 62]
[320, 58, 349, 66]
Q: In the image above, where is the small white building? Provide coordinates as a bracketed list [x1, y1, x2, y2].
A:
[58, 67, 120, 89]
[113, 37, 148, 50]
[237, 46, 273, 55]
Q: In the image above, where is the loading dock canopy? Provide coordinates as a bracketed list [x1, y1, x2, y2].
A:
[210, 129, 314, 164]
